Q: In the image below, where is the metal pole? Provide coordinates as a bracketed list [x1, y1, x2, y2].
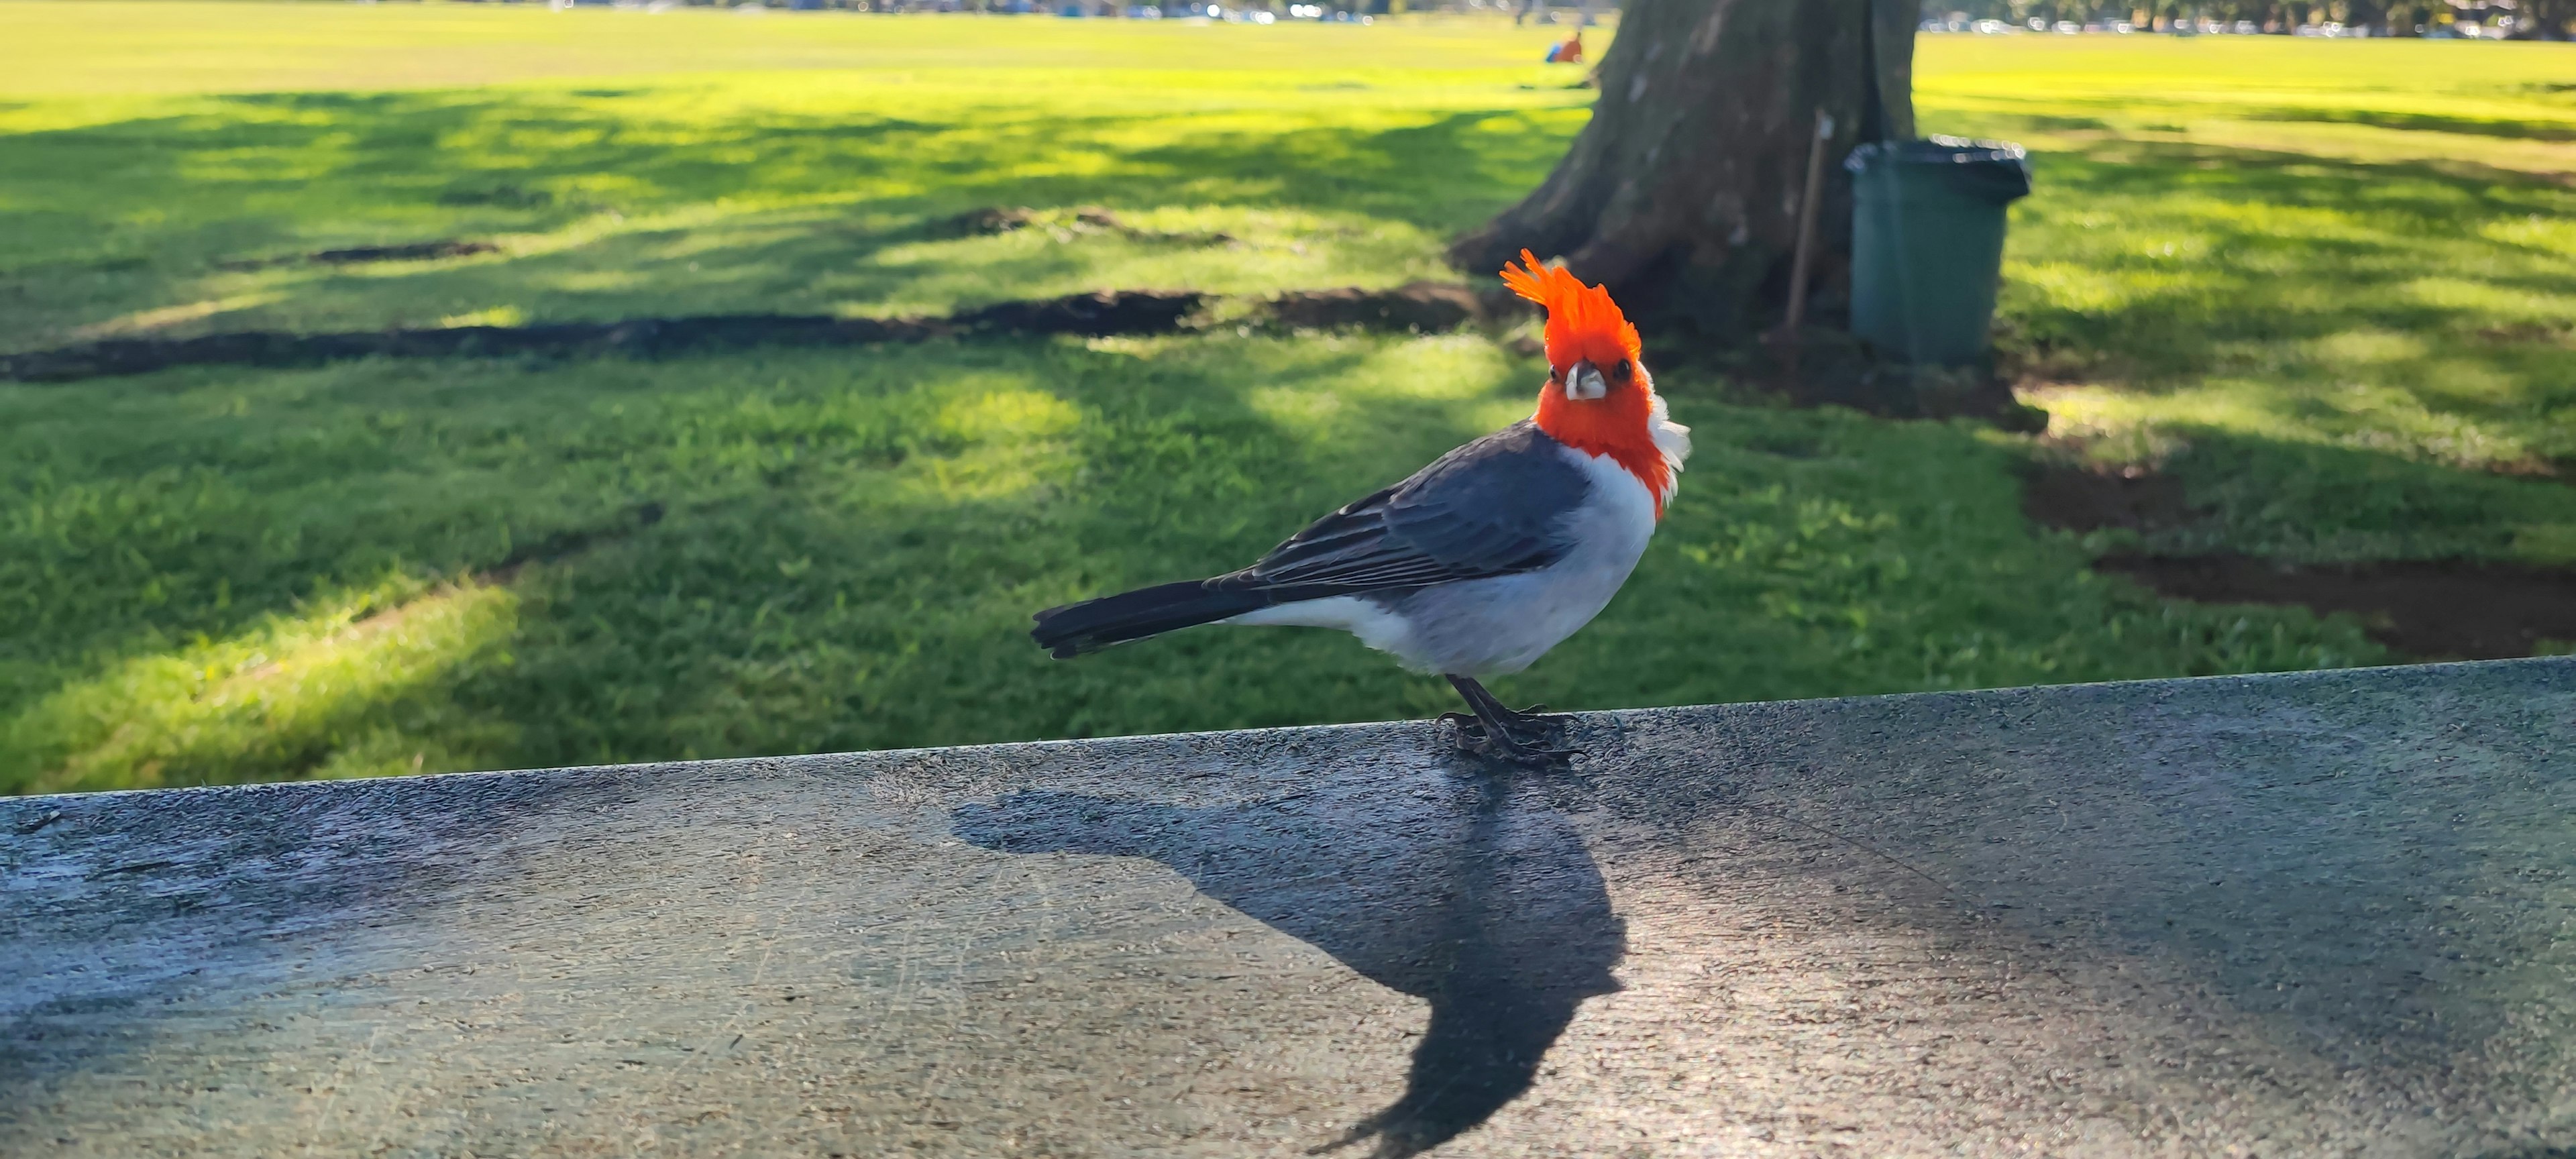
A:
[1784, 108, 1835, 339]
[1771, 108, 1837, 383]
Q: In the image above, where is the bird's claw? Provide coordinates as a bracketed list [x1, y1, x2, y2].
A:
[1442, 711, 1582, 766]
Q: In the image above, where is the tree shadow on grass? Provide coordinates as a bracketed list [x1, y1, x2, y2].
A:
[951, 773, 1624, 1158]
[453, 331, 1500, 768]
[0, 90, 1574, 347]
[2245, 105, 2576, 144]
[1993, 137, 2576, 476]
[0, 329, 1510, 787]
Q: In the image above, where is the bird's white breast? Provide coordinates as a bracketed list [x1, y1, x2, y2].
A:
[1374, 443, 1660, 677]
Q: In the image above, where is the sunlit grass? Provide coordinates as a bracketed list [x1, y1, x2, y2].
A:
[0, 11, 2569, 793]
[1914, 38, 2573, 421]
[0, 80, 1580, 347]
[1914, 34, 2576, 178]
[0, 13, 1595, 351]
[1908, 35, 2575, 573]
[0, 337, 2387, 795]
[0, 2, 1590, 96]
[0, 576, 517, 795]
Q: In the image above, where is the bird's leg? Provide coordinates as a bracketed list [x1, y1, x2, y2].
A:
[1442, 675, 1576, 763]
[1452, 674, 1565, 736]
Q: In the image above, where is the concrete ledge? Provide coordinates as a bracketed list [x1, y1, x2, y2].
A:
[6, 659, 2575, 1156]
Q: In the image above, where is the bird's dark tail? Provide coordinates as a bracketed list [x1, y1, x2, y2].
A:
[1032, 580, 1271, 659]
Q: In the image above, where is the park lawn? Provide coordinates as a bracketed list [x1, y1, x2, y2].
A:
[1, 5, 2569, 793]
[0, 337, 2372, 795]
[1916, 35, 2576, 560]
[0, 8, 1597, 351]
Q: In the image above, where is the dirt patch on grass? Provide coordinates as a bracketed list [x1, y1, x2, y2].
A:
[2097, 553, 2576, 660]
[3, 285, 1495, 383]
[947, 205, 1122, 235]
[2025, 459, 2576, 659]
[311, 241, 500, 265]
[2021, 460, 2198, 533]
[0, 291, 1208, 382]
[1717, 325, 2050, 430]
[952, 290, 1203, 335]
[436, 184, 553, 209]
[941, 205, 1234, 246]
[217, 239, 500, 272]
[1265, 282, 1481, 332]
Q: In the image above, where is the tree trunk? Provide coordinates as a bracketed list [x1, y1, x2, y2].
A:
[1450, 0, 1918, 349]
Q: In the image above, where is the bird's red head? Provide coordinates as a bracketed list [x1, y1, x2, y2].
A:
[1501, 250, 1677, 514]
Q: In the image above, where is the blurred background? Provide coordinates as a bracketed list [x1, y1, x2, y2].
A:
[1, 0, 2569, 795]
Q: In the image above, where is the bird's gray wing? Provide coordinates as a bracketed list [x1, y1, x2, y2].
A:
[1214, 421, 1591, 598]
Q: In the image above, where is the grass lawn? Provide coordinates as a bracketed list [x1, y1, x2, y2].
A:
[1920, 36, 2576, 559]
[1, 5, 2569, 795]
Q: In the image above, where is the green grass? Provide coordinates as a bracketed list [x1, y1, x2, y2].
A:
[0, 10, 1591, 350]
[0, 337, 2371, 794]
[1915, 36, 2576, 561]
[1, 6, 2569, 794]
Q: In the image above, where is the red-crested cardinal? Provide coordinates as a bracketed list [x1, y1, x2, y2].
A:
[1032, 251, 1690, 761]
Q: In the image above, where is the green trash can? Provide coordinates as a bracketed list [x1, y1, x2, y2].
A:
[1844, 137, 2033, 366]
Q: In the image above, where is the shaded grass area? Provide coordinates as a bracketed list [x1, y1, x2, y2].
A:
[0, 70, 1586, 352]
[0, 338, 2377, 795]
[1992, 139, 2576, 477]
[1914, 37, 2576, 596]
[1, 13, 2570, 793]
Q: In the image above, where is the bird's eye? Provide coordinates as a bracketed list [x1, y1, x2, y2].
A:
[1610, 359, 1632, 380]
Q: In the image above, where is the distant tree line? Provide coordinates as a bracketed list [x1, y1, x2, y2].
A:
[1919, 0, 2575, 37]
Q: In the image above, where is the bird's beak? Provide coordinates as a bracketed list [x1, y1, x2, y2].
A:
[1564, 360, 1609, 401]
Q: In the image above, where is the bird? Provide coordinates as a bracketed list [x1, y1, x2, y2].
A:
[1030, 250, 1690, 762]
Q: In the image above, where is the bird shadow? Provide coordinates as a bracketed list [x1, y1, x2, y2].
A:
[950, 771, 1625, 1158]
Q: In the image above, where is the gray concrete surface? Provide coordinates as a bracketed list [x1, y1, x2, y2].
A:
[5, 659, 2575, 1158]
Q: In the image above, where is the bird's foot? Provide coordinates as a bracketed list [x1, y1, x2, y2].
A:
[1491, 701, 1564, 734]
[1440, 709, 1580, 765]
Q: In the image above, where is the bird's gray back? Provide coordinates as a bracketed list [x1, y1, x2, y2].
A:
[1218, 421, 1591, 599]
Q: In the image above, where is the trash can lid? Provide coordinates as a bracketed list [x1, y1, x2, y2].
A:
[1844, 135, 2033, 203]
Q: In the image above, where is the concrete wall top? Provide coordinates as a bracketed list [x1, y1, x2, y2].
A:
[7, 658, 2575, 1157]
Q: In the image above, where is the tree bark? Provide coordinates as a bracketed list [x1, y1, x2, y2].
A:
[1450, 0, 1919, 349]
